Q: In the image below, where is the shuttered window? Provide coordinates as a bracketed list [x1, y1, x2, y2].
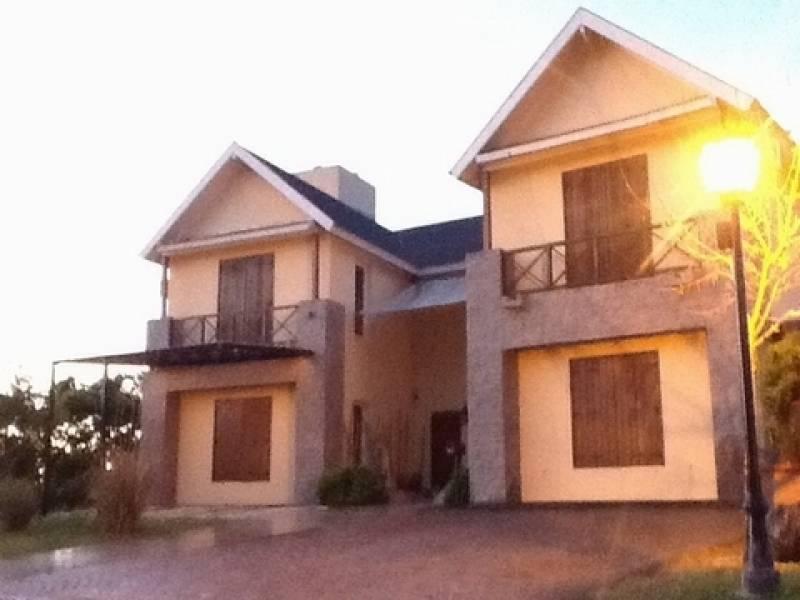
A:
[218, 254, 274, 344]
[562, 155, 652, 286]
[569, 351, 664, 468]
[212, 397, 272, 482]
[354, 265, 365, 335]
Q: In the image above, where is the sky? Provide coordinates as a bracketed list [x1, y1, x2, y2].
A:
[0, 0, 797, 391]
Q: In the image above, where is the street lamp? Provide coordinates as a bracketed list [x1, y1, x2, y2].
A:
[700, 138, 780, 596]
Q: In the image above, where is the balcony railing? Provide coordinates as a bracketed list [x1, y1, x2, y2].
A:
[169, 304, 301, 348]
[502, 220, 702, 296]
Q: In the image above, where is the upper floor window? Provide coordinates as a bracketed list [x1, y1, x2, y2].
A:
[354, 265, 365, 335]
[562, 154, 652, 286]
[218, 254, 275, 344]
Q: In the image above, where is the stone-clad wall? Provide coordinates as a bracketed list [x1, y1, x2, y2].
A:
[141, 299, 345, 506]
[465, 249, 746, 505]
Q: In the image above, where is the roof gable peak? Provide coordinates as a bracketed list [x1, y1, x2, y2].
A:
[451, 7, 756, 186]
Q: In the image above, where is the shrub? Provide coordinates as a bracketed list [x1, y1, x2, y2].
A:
[770, 505, 800, 562]
[0, 478, 39, 531]
[318, 466, 388, 507]
[92, 451, 148, 535]
[758, 333, 800, 462]
[444, 465, 470, 507]
[396, 472, 423, 493]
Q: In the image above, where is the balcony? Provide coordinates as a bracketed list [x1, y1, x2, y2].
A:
[501, 221, 703, 297]
[148, 304, 303, 352]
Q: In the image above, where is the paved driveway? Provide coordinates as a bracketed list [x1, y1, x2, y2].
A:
[0, 504, 741, 600]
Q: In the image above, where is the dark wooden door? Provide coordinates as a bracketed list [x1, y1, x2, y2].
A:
[218, 255, 274, 343]
[431, 411, 463, 490]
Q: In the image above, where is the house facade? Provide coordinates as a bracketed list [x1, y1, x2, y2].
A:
[137, 9, 786, 507]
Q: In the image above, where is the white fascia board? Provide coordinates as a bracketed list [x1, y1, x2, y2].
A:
[140, 143, 336, 264]
[476, 96, 718, 166]
[330, 226, 418, 274]
[157, 221, 318, 257]
[450, 8, 755, 183]
[580, 10, 754, 111]
[141, 142, 240, 262]
[235, 148, 335, 231]
[450, 11, 582, 182]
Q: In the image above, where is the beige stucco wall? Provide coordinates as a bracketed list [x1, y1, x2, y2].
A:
[175, 384, 295, 506]
[319, 234, 417, 476]
[486, 31, 704, 151]
[167, 236, 315, 319]
[517, 331, 718, 502]
[169, 160, 308, 243]
[489, 123, 721, 252]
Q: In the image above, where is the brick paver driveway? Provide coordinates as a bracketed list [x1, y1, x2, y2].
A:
[0, 504, 741, 600]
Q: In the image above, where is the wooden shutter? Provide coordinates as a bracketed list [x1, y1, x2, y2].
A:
[218, 259, 245, 342]
[570, 351, 664, 468]
[602, 155, 652, 282]
[354, 265, 365, 335]
[563, 166, 597, 287]
[212, 397, 272, 482]
[562, 155, 651, 286]
[218, 254, 274, 344]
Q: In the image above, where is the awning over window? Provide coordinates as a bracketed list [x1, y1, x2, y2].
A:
[370, 276, 465, 315]
[58, 343, 312, 368]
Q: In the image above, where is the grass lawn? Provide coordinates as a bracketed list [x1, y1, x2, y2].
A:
[0, 511, 206, 560]
[605, 539, 800, 599]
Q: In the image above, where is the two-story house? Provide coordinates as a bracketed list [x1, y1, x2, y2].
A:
[106, 9, 789, 507]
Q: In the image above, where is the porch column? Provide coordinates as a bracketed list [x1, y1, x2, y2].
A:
[465, 250, 520, 503]
[140, 373, 180, 506]
[705, 302, 748, 505]
[292, 299, 346, 503]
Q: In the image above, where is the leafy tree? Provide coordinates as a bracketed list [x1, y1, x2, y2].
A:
[0, 377, 47, 480]
[0, 373, 142, 510]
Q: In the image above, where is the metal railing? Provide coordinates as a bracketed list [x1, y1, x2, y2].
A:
[170, 304, 300, 348]
[502, 220, 702, 296]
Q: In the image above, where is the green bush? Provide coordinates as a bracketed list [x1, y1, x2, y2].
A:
[444, 465, 470, 507]
[0, 478, 39, 531]
[758, 333, 800, 461]
[318, 466, 388, 507]
[770, 505, 800, 562]
[92, 451, 149, 535]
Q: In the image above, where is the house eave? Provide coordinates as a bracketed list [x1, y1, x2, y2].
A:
[151, 221, 319, 262]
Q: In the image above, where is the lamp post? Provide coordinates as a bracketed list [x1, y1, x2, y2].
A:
[700, 138, 780, 596]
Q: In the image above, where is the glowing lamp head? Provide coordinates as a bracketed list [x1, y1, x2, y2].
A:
[699, 138, 761, 194]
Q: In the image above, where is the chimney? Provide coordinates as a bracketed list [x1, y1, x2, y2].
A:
[295, 165, 376, 220]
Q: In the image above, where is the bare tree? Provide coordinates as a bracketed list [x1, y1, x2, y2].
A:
[668, 131, 799, 356]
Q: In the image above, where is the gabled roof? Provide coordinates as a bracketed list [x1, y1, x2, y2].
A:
[391, 216, 483, 269]
[142, 143, 482, 272]
[451, 7, 757, 185]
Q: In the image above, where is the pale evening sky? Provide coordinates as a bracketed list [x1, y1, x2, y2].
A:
[0, 0, 797, 390]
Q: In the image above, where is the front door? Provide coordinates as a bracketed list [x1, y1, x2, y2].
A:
[218, 254, 274, 344]
[430, 411, 463, 491]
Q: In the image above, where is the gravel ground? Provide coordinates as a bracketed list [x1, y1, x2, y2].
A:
[0, 504, 742, 600]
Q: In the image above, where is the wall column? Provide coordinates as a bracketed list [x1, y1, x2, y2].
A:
[140, 374, 180, 506]
[465, 249, 519, 503]
[292, 299, 346, 503]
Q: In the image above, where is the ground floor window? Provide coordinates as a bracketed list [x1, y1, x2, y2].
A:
[569, 351, 664, 468]
[212, 396, 272, 481]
